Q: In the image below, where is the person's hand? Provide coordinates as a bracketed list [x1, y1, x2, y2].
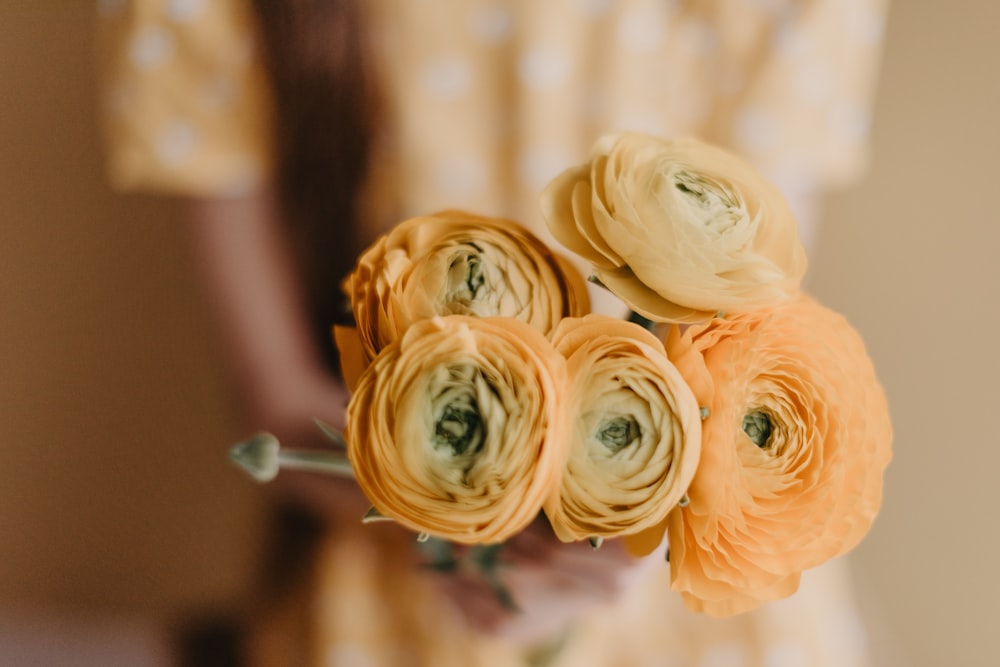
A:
[425, 516, 646, 645]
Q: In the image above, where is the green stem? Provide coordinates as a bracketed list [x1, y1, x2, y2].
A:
[229, 431, 354, 483]
[277, 449, 354, 477]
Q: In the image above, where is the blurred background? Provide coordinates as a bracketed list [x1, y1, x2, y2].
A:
[1, 1, 997, 665]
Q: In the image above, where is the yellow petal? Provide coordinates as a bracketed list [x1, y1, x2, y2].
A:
[333, 324, 368, 393]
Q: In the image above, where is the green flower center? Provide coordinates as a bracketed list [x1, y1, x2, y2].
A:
[596, 415, 641, 453]
[742, 411, 773, 448]
[674, 171, 743, 234]
[446, 245, 489, 305]
[434, 401, 484, 458]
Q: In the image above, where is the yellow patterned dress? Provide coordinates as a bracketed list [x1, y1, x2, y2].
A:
[98, 1, 888, 664]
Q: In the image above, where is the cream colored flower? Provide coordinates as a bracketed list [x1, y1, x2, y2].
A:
[343, 210, 590, 362]
[540, 133, 807, 323]
[544, 315, 701, 543]
[344, 316, 569, 545]
[662, 295, 893, 616]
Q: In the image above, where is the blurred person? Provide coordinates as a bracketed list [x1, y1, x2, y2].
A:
[98, 1, 888, 665]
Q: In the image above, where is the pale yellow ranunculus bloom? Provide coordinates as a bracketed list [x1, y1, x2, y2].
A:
[541, 134, 806, 323]
[544, 315, 701, 545]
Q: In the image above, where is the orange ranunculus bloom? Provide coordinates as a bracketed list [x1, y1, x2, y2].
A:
[344, 316, 569, 545]
[659, 294, 892, 616]
[342, 210, 590, 365]
[540, 133, 806, 323]
[544, 315, 701, 544]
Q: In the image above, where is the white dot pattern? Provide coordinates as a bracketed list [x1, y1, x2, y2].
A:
[699, 644, 749, 667]
[325, 643, 377, 667]
[795, 63, 836, 104]
[848, 6, 886, 43]
[433, 157, 488, 198]
[517, 48, 572, 89]
[221, 155, 264, 197]
[97, 0, 126, 16]
[129, 29, 174, 70]
[102, 0, 888, 215]
[678, 19, 719, 57]
[199, 75, 237, 111]
[468, 6, 512, 43]
[773, 21, 809, 58]
[155, 120, 198, 165]
[166, 0, 206, 23]
[518, 147, 575, 189]
[762, 642, 809, 667]
[573, 0, 612, 17]
[617, 12, 667, 51]
[830, 104, 871, 141]
[734, 106, 780, 152]
[421, 57, 474, 98]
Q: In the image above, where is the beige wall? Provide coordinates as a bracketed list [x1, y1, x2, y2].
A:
[0, 5, 265, 619]
[2, 2, 998, 665]
[809, 1, 1000, 664]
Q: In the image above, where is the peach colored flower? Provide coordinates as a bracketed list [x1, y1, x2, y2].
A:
[540, 133, 806, 323]
[544, 315, 701, 543]
[662, 294, 892, 616]
[343, 210, 590, 363]
[344, 316, 569, 545]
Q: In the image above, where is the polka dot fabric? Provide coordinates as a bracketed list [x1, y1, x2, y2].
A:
[246, 521, 872, 667]
[98, 0, 272, 197]
[99, 0, 888, 230]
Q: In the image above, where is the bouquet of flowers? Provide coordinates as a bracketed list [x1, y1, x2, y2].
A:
[231, 132, 892, 617]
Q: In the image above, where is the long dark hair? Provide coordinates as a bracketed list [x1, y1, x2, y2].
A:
[250, 0, 379, 371]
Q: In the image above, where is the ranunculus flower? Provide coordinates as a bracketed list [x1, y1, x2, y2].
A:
[540, 133, 807, 323]
[544, 315, 701, 544]
[343, 210, 590, 363]
[659, 294, 892, 616]
[344, 315, 569, 545]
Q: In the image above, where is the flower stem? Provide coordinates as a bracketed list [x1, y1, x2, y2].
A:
[229, 431, 354, 483]
[277, 449, 354, 477]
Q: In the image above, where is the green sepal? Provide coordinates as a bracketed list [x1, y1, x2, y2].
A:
[313, 418, 347, 447]
[468, 544, 519, 613]
[361, 506, 393, 524]
[416, 536, 458, 573]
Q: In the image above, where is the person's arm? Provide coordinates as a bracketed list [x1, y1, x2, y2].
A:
[184, 190, 368, 517]
[184, 190, 340, 427]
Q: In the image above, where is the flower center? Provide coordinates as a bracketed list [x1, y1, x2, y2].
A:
[595, 415, 641, 453]
[674, 172, 743, 235]
[434, 400, 485, 459]
[742, 410, 773, 448]
[427, 364, 496, 487]
[446, 246, 489, 305]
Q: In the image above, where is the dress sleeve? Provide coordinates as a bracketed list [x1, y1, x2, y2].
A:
[96, 0, 275, 197]
[702, 0, 890, 192]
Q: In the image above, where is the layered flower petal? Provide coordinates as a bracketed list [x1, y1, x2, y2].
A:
[541, 133, 806, 323]
[343, 210, 590, 363]
[544, 315, 701, 544]
[663, 294, 892, 616]
[344, 316, 570, 545]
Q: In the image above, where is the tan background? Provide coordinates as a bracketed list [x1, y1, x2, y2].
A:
[1, 2, 998, 665]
